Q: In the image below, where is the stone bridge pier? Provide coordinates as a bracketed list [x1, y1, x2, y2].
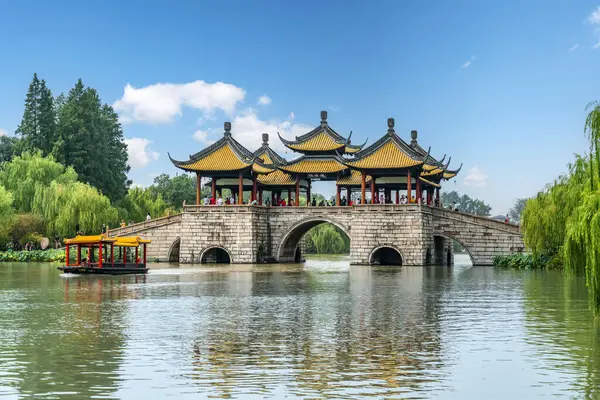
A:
[107, 205, 525, 266]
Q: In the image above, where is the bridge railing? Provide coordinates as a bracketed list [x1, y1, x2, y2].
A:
[107, 213, 182, 237]
[428, 206, 521, 234]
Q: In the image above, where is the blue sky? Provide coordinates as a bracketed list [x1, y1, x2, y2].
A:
[1, 0, 599, 213]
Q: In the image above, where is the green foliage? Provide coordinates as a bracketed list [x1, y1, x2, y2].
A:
[53, 79, 130, 201]
[15, 73, 56, 156]
[118, 186, 168, 222]
[34, 180, 119, 237]
[0, 249, 65, 262]
[522, 102, 600, 315]
[440, 190, 491, 216]
[0, 136, 24, 164]
[6, 213, 45, 249]
[149, 173, 200, 209]
[493, 253, 562, 270]
[304, 223, 350, 254]
[0, 151, 77, 212]
[509, 198, 528, 223]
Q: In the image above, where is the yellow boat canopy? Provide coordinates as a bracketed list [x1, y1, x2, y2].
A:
[114, 236, 152, 247]
[64, 235, 116, 245]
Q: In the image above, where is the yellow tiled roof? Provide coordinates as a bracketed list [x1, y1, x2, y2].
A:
[181, 145, 251, 171]
[336, 170, 372, 185]
[279, 158, 347, 173]
[346, 141, 422, 169]
[421, 167, 444, 177]
[257, 152, 273, 164]
[252, 162, 275, 174]
[423, 164, 439, 172]
[419, 177, 441, 188]
[443, 171, 457, 179]
[114, 236, 152, 247]
[344, 145, 361, 154]
[286, 131, 346, 152]
[257, 170, 297, 185]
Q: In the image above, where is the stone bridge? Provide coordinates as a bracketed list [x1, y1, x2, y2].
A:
[107, 205, 524, 266]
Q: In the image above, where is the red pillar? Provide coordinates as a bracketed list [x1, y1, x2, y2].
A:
[361, 172, 366, 204]
[336, 185, 341, 206]
[143, 244, 147, 264]
[370, 178, 376, 204]
[396, 190, 399, 204]
[66, 245, 70, 266]
[135, 246, 139, 263]
[110, 244, 114, 266]
[287, 189, 292, 203]
[238, 172, 243, 204]
[407, 170, 412, 203]
[295, 175, 300, 206]
[416, 178, 422, 204]
[211, 177, 216, 199]
[252, 175, 257, 202]
[436, 188, 440, 206]
[196, 172, 201, 205]
[98, 242, 103, 268]
[123, 247, 127, 264]
[306, 180, 311, 206]
[258, 189, 263, 205]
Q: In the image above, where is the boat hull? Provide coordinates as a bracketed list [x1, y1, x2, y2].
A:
[58, 266, 148, 275]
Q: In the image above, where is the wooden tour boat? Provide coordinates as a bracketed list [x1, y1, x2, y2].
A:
[58, 235, 151, 275]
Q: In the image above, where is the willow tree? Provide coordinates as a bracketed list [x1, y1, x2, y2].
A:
[33, 181, 118, 237]
[117, 186, 168, 223]
[0, 151, 77, 212]
[0, 185, 14, 247]
[562, 102, 600, 314]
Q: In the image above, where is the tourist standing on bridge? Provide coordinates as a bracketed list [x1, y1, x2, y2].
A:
[146, 213, 151, 221]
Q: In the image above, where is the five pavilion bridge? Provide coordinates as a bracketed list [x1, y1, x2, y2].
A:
[107, 205, 524, 266]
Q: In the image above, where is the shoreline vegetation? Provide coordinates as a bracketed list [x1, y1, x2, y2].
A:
[0, 249, 65, 263]
[518, 101, 600, 315]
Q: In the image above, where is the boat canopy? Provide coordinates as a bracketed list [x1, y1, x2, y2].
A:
[64, 235, 116, 245]
[113, 236, 152, 247]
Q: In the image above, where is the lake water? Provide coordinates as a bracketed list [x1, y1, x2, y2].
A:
[0, 254, 599, 399]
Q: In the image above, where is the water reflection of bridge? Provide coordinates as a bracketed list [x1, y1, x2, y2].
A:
[179, 265, 453, 398]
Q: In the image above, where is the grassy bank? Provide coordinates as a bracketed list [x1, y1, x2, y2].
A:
[493, 253, 563, 270]
[0, 249, 65, 262]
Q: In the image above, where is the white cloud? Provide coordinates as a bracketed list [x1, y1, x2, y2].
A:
[461, 55, 476, 69]
[113, 80, 246, 124]
[193, 129, 214, 145]
[569, 44, 580, 51]
[225, 108, 313, 153]
[588, 6, 600, 24]
[463, 166, 489, 188]
[124, 138, 159, 169]
[257, 95, 271, 106]
[0, 128, 6, 137]
[289, 112, 295, 120]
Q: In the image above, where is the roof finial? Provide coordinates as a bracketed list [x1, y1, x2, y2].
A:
[224, 121, 232, 137]
[411, 130, 418, 146]
[320, 110, 328, 126]
[387, 118, 395, 135]
[262, 133, 269, 145]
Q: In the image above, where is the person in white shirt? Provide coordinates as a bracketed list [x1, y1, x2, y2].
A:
[203, 196, 209, 206]
[217, 196, 223, 206]
[146, 213, 151, 221]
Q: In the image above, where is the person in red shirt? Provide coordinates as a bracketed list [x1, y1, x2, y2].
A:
[281, 199, 287, 206]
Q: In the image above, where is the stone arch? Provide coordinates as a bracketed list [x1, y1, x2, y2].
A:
[200, 246, 232, 264]
[276, 217, 350, 263]
[433, 233, 474, 265]
[368, 245, 404, 266]
[168, 237, 181, 263]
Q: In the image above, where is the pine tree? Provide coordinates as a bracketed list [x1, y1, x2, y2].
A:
[54, 79, 130, 201]
[15, 73, 56, 155]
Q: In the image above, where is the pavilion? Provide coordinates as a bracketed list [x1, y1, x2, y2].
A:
[169, 111, 461, 206]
